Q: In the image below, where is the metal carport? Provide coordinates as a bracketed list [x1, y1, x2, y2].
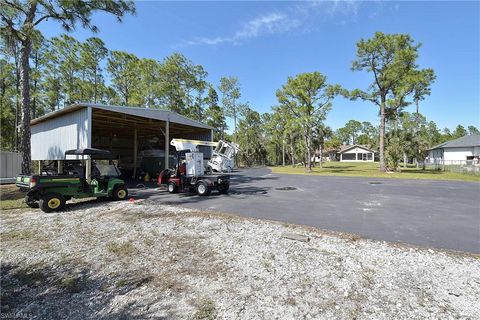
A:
[30, 103, 213, 179]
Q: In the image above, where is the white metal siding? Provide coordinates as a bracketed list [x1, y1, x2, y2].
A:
[31, 108, 91, 160]
[0, 151, 22, 178]
[474, 146, 480, 156]
[443, 147, 474, 161]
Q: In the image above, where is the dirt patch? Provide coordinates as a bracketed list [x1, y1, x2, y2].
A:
[0, 200, 479, 319]
[0, 184, 23, 201]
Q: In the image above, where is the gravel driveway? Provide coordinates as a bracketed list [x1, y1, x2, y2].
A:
[1, 201, 479, 319]
[134, 168, 480, 253]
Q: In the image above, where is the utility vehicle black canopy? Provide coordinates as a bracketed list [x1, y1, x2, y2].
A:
[65, 148, 113, 159]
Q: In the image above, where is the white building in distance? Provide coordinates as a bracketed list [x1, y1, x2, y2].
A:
[427, 135, 480, 165]
[338, 145, 376, 162]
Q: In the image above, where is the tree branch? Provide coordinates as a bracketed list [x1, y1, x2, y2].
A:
[0, 12, 23, 41]
[33, 13, 59, 26]
[4, 0, 27, 15]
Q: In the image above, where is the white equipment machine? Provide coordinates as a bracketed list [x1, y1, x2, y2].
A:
[158, 138, 237, 196]
[170, 138, 239, 173]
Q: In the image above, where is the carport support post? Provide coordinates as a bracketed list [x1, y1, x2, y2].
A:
[133, 128, 137, 180]
[57, 160, 63, 174]
[164, 120, 169, 169]
[38, 160, 41, 174]
[85, 157, 91, 183]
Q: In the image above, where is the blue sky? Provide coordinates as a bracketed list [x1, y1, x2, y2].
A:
[38, 1, 480, 131]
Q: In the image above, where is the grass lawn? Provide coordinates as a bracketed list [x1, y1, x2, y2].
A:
[0, 184, 28, 210]
[271, 162, 480, 182]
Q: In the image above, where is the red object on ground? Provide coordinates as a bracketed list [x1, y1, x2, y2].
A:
[129, 198, 135, 203]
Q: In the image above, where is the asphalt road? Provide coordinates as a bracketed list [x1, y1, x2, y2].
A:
[133, 168, 480, 253]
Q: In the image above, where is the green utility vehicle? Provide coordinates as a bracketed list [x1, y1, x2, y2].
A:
[16, 148, 128, 212]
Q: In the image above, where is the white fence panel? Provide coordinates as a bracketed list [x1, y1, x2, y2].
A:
[0, 151, 22, 181]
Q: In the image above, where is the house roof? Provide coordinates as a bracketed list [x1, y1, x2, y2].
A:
[429, 134, 480, 150]
[339, 144, 376, 153]
[31, 103, 213, 130]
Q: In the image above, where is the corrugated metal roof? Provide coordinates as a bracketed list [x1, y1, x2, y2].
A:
[31, 103, 213, 130]
[429, 135, 480, 150]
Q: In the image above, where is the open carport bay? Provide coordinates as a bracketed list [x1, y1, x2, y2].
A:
[135, 168, 480, 253]
[30, 103, 213, 179]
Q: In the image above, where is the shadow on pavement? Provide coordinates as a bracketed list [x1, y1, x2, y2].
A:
[50, 168, 274, 211]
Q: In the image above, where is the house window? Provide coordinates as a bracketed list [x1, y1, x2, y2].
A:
[357, 153, 369, 161]
[367, 153, 373, 160]
[342, 153, 355, 160]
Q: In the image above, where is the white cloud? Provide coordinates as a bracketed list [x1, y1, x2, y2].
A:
[184, 12, 301, 46]
[236, 13, 300, 39]
[180, 1, 366, 47]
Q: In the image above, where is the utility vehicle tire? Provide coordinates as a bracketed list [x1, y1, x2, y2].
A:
[167, 182, 178, 193]
[196, 181, 211, 196]
[39, 193, 66, 213]
[25, 195, 39, 208]
[218, 184, 230, 194]
[112, 185, 128, 200]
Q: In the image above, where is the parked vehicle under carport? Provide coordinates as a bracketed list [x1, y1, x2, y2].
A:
[16, 148, 128, 212]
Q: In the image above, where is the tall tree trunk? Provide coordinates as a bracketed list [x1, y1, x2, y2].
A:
[18, 2, 37, 173]
[233, 110, 237, 168]
[403, 152, 407, 168]
[13, 44, 20, 151]
[305, 130, 311, 171]
[319, 143, 323, 168]
[94, 68, 98, 103]
[290, 145, 295, 167]
[233, 112, 237, 143]
[32, 52, 38, 119]
[20, 39, 33, 175]
[379, 99, 386, 172]
[415, 98, 420, 168]
[282, 139, 285, 166]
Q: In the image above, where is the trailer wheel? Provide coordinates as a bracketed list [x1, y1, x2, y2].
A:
[218, 184, 230, 194]
[196, 181, 211, 196]
[112, 185, 128, 200]
[25, 195, 39, 208]
[167, 182, 178, 193]
[39, 193, 65, 213]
